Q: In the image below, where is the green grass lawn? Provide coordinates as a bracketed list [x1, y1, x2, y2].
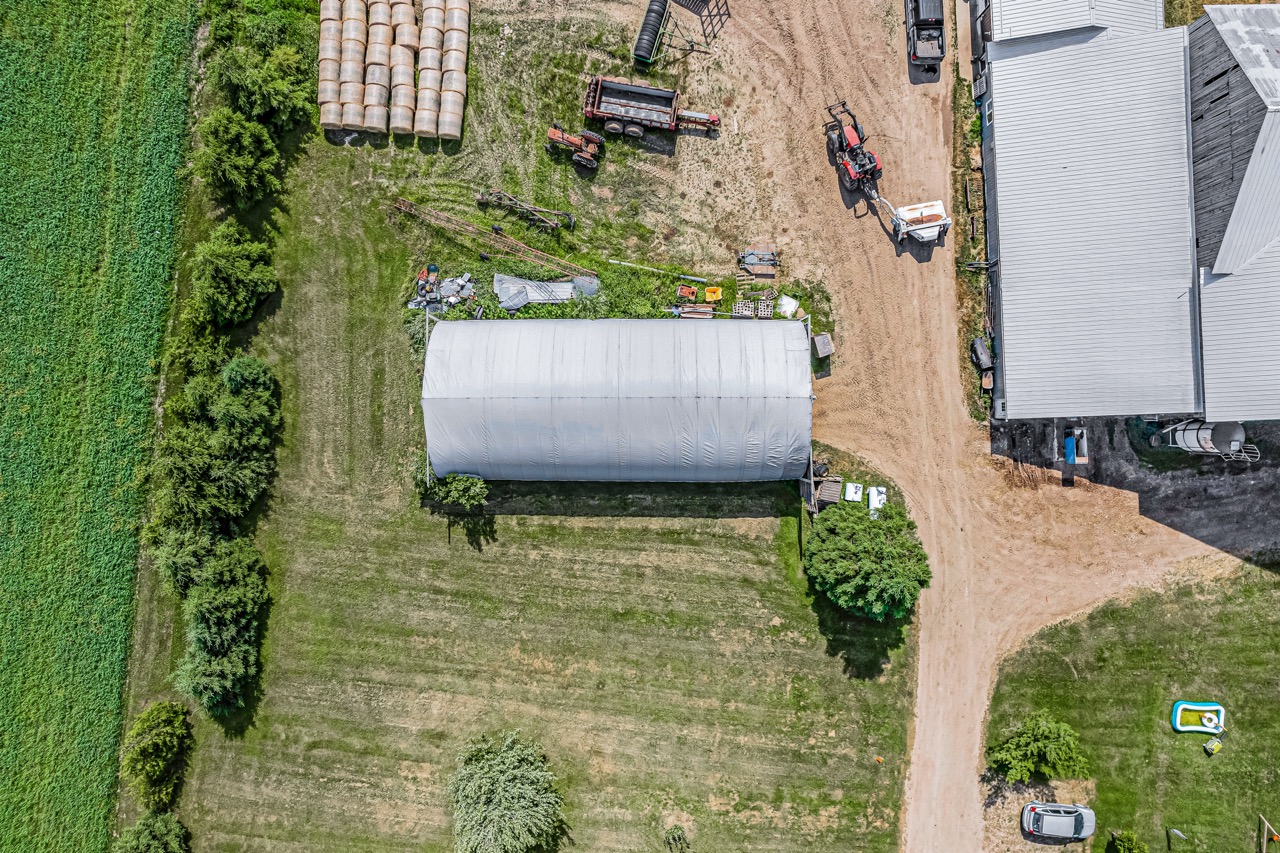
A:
[0, 1, 195, 849]
[988, 566, 1280, 851]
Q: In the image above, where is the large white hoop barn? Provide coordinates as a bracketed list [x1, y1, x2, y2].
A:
[421, 319, 813, 482]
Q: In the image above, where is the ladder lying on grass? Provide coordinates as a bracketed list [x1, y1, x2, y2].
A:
[393, 198, 597, 281]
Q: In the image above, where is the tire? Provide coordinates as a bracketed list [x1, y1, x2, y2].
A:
[624, 123, 644, 138]
[603, 120, 624, 135]
[545, 142, 555, 155]
[572, 153, 598, 169]
[581, 130, 606, 147]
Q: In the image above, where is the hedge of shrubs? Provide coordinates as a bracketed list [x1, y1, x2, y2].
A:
[143, 0, 315, 720]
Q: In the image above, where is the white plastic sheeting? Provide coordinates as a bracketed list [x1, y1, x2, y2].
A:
[422, 319, 813, 481]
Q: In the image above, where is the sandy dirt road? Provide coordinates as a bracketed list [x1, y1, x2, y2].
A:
[637, 0, 1280, 849]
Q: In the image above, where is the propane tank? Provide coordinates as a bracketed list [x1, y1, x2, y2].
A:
[1166, 420, 1246, 455]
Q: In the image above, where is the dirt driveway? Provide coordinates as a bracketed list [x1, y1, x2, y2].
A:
[658, 0, 1280, 849]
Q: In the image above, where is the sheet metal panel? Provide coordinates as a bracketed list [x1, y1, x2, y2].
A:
[988, 27, 1200, 419]
[422, 319, 813, 481]
[1201, 239, 1280, 421]
[990, 0, 1159, 43]
[1212, 111, 1280, 275]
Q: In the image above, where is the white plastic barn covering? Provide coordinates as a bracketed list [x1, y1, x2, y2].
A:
[422, 319, 813, 481]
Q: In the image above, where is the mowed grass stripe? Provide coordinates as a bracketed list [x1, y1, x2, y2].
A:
[0, 1, 195, 849]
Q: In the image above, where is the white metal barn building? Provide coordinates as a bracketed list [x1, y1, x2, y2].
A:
[971, 0, 1280, 423]
[421, 319, 814, 481]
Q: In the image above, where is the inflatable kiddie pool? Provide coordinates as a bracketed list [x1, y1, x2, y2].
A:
[1172, 700, 1225, 734]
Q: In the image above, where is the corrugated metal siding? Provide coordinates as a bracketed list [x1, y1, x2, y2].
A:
[421, 319, 814, 481]
[1212, 111, 1280, 275]
[991, 0, 1092, 41]
[1092, 0, 1163, 36]
[989, 27, 1200, 419]
[1201, 238, 1280, 420]
[990, 0, 1159, 43]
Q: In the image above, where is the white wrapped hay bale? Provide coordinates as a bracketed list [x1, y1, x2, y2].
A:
[339, 59, 363, 82]
[418, 68, 442, 93]
[363, 105, 389, 133]
[395, 24, 419, 50]
[420, 4, 445, 33]
[320, 101, 344, 129]
[319, 58, 340, 81]
[391, 63, 415, 88]
[342, 18, 366, 43]
[368, 2, 392, 26]
[318, 79, 341, 104]
[319, 38, 341, 61]
[414, 107, 438, 137]
[390, 105, 414, 133]
[368, 22, 392, 45]
[442, 28, 467, 53]
[389, 44, 414, 67]
[320, 19, 342, 41]
[341, 39, 365, 62]
[363, 83, 388, 106]
[416, 86, 440, 112]
[341, 102, 366, 129]
[438, 89, 464, 139]
[340, 81, 366, 104]
[365, 64, 391, 88]
[441, 49, 466, 74]
[391, 3, 416, 26]
[365, 41, 389, 66]
[342, 0, 366, 20]
[444, 7, 468, 32]
[418, 46, 442, 71]
[391, 84, 417, 108]
[320, 0, 342, 21]
[444, 0, 468, 13]
[441, 69, 465, 94]
[420, 24, 443, 51]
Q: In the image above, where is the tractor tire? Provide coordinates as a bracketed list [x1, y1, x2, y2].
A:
[603, 120, 625, 135]
[572, 153, 598, 169]
[624, 123, 644, 138]
[545, 142, 556, 155]
[581, 130, 606, 147]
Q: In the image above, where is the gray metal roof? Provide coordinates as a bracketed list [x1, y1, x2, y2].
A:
[989, 0, 1160, 43]
[1206, 5, 1280, 107]
[988, 27, 1201, 419]
[1200, 237, 1280, 421]
[421, 319, 813, 481]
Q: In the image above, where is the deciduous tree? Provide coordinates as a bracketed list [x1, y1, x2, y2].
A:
[120, 702, 192, 811]
[988, 709, 1089, 784]
[448, 731, 566, 853]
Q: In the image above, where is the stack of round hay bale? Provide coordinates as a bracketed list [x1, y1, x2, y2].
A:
[362, 0, 392, 132]
[338, 0, 368, 129]
[414, 0, 445, 136]
[438, 0, 469, 140]
[387, 0, 419, 134]
[318, 0, 344, 128]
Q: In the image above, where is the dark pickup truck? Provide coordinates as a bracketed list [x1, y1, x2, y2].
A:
[907, 0, 946, 70]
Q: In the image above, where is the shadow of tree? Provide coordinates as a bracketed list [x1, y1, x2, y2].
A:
[445, 512, 498, 552]
[807, 578, 909, 679]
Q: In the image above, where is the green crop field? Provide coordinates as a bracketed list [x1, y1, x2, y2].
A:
[988, 567, 1280, 851]
[0, 1, 196, 849]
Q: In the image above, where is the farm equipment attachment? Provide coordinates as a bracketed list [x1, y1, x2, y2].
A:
[874, 197, 951, 244]
[824, 100, 882, 197]
[477, 189, 576, 231]
[546, 124, 606, 169]
[584, 76, 719, 139]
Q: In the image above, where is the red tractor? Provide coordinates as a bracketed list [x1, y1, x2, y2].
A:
[824, 100, 882, 197]
[546, 123, 606, 169]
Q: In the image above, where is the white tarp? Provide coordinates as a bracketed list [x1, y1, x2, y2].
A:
[422, 319, 813, 481]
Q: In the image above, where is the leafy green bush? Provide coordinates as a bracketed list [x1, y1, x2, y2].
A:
[120, 702, 192, 811]
[664, 825, 691, 852]
[188, 220, 277, 328]
[803, 501, 931, 620]
[192, 107, 281, 207]
[174, 538, 269, 715]
[113, 812, 190, 853]
[149, 356, 280, 531]
[448, 731, 566, 853]
[1108, 831, 1149, 853]
[988, 709, 1089, 784]
[429, 473, 490, 511]
[212, 44, 312, 132]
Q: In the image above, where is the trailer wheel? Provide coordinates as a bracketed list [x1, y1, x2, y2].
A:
[624, 123, 645, 138]
[603, 120, 625, 135]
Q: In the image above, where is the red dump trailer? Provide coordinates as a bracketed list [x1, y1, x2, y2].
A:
[582, 76, 719, 138]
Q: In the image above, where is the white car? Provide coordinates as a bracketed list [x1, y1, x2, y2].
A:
[1021, 801, 1096, 841]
